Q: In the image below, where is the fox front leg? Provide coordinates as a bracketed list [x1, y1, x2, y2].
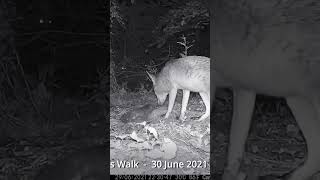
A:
[164, 88, 178, 118]
[179, 89, 190, 120]
[223, 89, 256, 180]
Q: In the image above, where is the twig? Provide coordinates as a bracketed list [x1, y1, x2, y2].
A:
[14, 50, 49, 122]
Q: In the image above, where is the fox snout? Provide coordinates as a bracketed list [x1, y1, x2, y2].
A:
[157, 99, 164, 105]
[156, 93, 167, 105]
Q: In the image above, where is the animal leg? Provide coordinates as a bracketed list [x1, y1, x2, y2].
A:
[286, 96, 320, 180]
[196, 92, 211, 121]
[222, 89, 256, 180]
[179, 90, 190, 120]
[164, 88, 178, 118]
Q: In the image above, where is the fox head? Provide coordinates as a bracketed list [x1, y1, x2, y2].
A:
[147, 71, 168, 105]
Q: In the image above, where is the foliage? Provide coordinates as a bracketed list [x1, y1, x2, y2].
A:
[110, 0, 126, 34]
[110, 0, 126, 92]
[152, 0, 209, 48]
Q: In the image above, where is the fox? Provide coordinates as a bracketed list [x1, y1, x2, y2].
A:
[147, 56, 210, 121]
[212, 1, 320, 180]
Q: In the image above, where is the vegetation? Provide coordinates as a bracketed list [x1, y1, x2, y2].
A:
[110, 0, 209, 93]
[0, 0, 107, 179]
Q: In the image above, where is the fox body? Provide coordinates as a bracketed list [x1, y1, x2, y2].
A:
[147, 56, 210, 121]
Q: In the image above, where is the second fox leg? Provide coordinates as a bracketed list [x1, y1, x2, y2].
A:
[196, 92, 210, 121]
[286, 96, 320, 180]
[180, 90, 190, 120]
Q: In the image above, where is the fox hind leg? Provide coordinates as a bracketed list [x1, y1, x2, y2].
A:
[195, 91, 210, 121]
[286, 95, 320, 180]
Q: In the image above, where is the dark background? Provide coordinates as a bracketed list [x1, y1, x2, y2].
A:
[14, 0, 106, 96]
[0, 0, 107, 179]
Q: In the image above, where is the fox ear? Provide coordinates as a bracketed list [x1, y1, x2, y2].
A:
[146, 71, 156, 85]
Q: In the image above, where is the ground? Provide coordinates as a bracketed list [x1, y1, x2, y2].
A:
[110, 89, 210, 175]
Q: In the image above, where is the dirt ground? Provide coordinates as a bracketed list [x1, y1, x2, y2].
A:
[110, 90, 210, 175]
